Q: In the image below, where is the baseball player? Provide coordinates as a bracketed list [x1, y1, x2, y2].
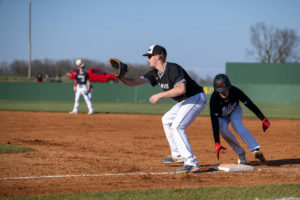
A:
[118, 45, 207, 173]
[210, 74, 270, 164]
[69, 61, 94, 115]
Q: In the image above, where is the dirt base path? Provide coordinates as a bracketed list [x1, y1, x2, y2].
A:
[0, 111, 299, 197]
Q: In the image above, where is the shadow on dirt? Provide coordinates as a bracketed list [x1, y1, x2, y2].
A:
[249, 158, 300, 166]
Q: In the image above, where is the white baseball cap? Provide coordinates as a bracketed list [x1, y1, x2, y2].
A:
[142, 45, 167, 56]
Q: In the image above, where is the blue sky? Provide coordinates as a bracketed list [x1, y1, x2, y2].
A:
[0, 0, 299, 78]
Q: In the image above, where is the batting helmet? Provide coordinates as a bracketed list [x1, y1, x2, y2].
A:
[213, 74, 232, 92]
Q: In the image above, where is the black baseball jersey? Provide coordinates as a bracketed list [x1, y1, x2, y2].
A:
[75, 71, 89, 85]
[210, 85, 265, 143]
[143, 62, 203, 102]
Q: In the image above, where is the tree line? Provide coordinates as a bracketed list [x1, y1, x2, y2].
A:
[0, 59, 212, 83]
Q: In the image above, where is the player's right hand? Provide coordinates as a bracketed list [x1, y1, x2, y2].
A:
[262, 118, 270, 132]
[215, 142, 226, 160]
[149, 93, 162, 104]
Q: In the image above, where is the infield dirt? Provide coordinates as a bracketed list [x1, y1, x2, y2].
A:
[0, 111, 299, 197]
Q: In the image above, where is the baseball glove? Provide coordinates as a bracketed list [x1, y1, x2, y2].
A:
[109, 58, 129, 78]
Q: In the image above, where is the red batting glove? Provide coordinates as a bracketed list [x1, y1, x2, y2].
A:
[215, 142, 226, 160]
[262, 118, 270, 132]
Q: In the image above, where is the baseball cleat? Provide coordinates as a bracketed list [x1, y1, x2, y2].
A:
[88, 111, 94, 115]
[69, 111, 77, 114]
[238, 153, 247, 164]
[162, 157, 184, 164]
[174, 165, 200, 173]
[253, 149, 266, 162]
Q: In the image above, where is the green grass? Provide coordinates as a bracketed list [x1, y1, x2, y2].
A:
[0, 184, 299, 200]
[240, 103, 300, 119]
[0, 144, 35, 154]
[0, 76, 36, 82]
[0, 100, 300, 119]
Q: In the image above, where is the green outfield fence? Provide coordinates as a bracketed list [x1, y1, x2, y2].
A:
[226, 63, 300, 104]
[0, 81, 299, 104]
[0, 82, 214, 103]
[1, 62, 300, 104]
[226, 63, 300, 84]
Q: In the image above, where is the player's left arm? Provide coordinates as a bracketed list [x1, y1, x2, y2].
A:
[86, 73, 91, 91]
[86, 79, 91, 90]
[238, 88, 270, 132]
[73, 81, 78, 92]
[149, 82, 186, 104]
[210, 94, 226, 160]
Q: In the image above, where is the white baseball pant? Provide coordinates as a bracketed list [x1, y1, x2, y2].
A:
[219, 104, 260, 155]
[162, 92, 206, 167]
[72, 84, 93, 113]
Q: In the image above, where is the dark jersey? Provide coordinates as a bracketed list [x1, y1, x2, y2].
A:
[143, 62, 203, 102]
[75, 71, 89, 85]
[209, 85, 265, 143]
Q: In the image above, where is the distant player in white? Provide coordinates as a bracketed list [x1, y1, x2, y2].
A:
[119, 45, 207, 173]
[70, 60, 94, 115]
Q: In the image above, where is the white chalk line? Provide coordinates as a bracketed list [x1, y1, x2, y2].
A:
[0, 171, 176, 181]
[258, 167, 300, 172]
[1, 167, 300, 181]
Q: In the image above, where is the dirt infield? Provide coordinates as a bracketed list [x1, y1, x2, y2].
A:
[0, 111, 299, 197]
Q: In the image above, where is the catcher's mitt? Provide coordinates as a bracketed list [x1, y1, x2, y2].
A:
[109, 58, 129, 78]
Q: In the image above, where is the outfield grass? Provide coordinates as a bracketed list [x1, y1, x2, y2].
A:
[0, 144, 35, 154]
[0, 184, 299, 200]
[0, 100, 300, 119]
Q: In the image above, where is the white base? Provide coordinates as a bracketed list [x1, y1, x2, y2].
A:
[210, 163, 254, 172]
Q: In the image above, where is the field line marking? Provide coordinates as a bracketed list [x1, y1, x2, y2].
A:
[0, 171, 176, 180]
[1, 167, 300, 181]
[258, 167, 300, 172]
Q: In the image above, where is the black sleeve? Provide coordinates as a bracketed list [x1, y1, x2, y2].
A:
[143, 70, 157, 87]
[235, 87, 265, 120]
[209, 93, 220, 143]
[170, 65, 185, 86]
[75, 73, 79, 82]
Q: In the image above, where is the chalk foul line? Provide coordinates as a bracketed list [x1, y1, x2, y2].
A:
[1, 167, 300, 181]
[0, 171, 176, 180]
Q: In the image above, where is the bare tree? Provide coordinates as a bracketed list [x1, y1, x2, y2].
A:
[10, 60, 28, 76]
[247, 22, 300, 63]
[0, 62, 10, 75]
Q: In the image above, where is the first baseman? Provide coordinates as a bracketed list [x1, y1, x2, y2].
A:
[118, 45, 207, 173]
[70, 60, 94, 115]
[210, 74, 270, 164]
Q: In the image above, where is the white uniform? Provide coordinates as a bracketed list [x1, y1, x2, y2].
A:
[71, 70, 93, 114]
[162, 92, 206, 166]
[144, 62, 206, 167]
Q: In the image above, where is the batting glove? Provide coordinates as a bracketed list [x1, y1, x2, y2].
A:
[215, 142, 226, 160]
[262, 118, 270, 132]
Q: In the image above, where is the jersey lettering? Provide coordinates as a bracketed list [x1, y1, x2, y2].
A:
[78, 74, 86, 82]
[159, 83, 169, 90]
[221, 102, 237, 116]
[76, 71, 89, 85]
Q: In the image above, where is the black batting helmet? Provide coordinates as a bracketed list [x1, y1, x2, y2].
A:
[213, 74, 232, 92]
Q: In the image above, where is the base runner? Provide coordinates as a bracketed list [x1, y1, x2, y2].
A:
[210, 74, 270, 164]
